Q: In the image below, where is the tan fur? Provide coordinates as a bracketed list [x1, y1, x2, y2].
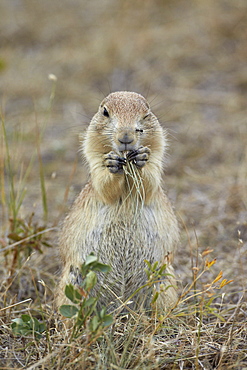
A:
[57, 91, 179, 312]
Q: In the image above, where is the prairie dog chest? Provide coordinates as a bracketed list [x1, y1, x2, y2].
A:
[82, 202, 162, 263]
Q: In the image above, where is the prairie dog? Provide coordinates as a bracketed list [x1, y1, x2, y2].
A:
[57, 91, 179, 311]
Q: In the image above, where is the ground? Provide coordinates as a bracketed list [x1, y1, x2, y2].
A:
[0, 0, 246, 369]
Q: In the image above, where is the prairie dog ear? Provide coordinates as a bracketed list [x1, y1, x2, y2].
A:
[142, 98, 150, 111]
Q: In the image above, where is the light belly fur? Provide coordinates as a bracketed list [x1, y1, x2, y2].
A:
[69, 202, 168, 309]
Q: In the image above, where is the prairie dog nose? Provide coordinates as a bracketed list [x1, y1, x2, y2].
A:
[118, 132, 134, 144]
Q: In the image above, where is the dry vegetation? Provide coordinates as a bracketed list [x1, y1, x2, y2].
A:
[0, 0, 247, 368]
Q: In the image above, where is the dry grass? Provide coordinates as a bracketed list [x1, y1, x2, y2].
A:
[0, 0, 247, 368]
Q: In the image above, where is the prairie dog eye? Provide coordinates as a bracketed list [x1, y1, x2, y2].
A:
[103, 107, 109, 117]
[136, 129, 143, 133]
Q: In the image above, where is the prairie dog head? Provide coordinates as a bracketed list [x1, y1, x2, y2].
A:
[86, 91, 164, 155]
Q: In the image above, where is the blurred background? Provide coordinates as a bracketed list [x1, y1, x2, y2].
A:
[0, 0, 246, 295]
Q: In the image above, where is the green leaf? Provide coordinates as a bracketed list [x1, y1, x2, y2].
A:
[85, 271, 97, 291]
[102, 314, 113, 327]
[85, 254, 98, 266]
[144, 268, 150, 278]
[99, 307, 107, 318]
[32, 317, 41, 331]
[11, 323, 30, 336]
[12, 318, 24, 325]
[65, 284, 81, 303]
[158, 264, 167, 275]
[153, 261, 158, 271]
[84, 296, 97, 308]
[11, 315, 46, 338]
[89, 316, 99, 332]
[151, 291, 159, 304]
[20, 314, 31, 323]
[7, 232, 22, 241]
[39, 323, 46, 333]
[144, 260, 151, 269]
[206, 296, 216, 307]
[59, 304, 79, 318]
[93, 262, 111, 273]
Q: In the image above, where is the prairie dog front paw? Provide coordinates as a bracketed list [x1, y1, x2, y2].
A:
[104, 151, 126, 174]
[127, 146, 150, 168]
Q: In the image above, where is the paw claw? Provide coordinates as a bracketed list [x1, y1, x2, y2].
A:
[126, 146, 150, 168]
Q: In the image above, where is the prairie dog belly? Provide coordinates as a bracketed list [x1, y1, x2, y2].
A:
[84, 203, 163, 262]
[69, 203, 166, 309]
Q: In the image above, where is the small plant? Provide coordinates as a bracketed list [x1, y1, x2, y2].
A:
[59, 253, 113, 341]
[144, 260, 175, 305]
[11, 314, 46, 339]
[179, 250, 234, 309]
[0, 79, 57, 281]
[1, 214, 53, 280]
